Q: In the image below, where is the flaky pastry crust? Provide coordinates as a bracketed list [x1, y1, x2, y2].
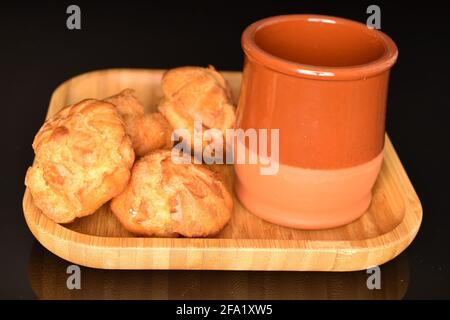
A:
[104, 88, 145, 117]
[105, 89, 173, 156]
[25, 99, 135, 223]
[158, 66, 235, 150]
[111, 150, 233, 237]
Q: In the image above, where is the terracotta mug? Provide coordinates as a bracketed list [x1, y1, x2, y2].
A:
[234, 14, 398, 229]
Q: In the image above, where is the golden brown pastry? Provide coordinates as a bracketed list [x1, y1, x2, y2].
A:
[105, 89, 173, 157]
[161, 66, 232, 99]
[111, 150, 233, 237]
[158, 66, 235, 150]
[104, 88, 145, 117]
[121, 112, 173, 157]
[25, 99, 135, 223]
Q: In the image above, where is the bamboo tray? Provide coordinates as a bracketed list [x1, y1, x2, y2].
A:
[22, 68, 422, 271]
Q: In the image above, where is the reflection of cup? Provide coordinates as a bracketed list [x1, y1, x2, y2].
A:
[235, 15, 398, 229]
[28, 242, 409, 300]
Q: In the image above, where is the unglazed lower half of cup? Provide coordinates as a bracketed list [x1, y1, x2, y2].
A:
[234, 151, 384, 230]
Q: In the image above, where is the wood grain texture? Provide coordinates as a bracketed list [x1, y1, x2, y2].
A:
[22, 69, 422, 271]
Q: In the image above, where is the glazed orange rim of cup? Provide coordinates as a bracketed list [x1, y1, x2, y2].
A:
[242, 14, 398, 80]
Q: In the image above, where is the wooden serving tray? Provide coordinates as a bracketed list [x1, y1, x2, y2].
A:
[23, 69, 422, 271]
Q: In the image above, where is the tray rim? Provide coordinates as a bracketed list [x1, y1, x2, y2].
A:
[22, 68, 422, 271]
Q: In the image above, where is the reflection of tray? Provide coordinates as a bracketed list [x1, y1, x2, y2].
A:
[22, 69, 422, 271]
[28, 243, 410, 299]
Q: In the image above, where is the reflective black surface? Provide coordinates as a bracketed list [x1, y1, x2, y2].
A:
[1, 0, 449, 299]
[28, 242, 409, 300]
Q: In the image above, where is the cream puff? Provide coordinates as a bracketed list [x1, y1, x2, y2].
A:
[158, 66, 235, 151]
[25, 99, 135, 223]
[105, 89, 173, 157]
[110, 150, 233, 237]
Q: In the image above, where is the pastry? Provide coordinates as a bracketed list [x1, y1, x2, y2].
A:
[104, 88, 145, 117]
[105, 89, 173, 156]
[25, 99, 135, 223]
[158, 66, 235, 151]
[110, 150, 233, 237]
[121, 112, 173, 157]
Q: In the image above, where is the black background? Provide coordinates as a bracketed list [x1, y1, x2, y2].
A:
[1, 0, 449, 299]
